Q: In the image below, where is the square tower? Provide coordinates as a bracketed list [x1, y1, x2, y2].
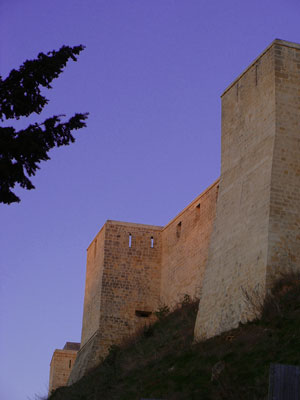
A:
[49, 342, 80, 394]
[68, 220, 163, 383]
[195, 39, 300, 340]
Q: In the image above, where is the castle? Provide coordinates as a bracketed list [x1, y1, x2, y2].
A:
[49, 39, 300, 392]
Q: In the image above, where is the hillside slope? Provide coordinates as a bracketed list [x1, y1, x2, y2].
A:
[49, 275, 300, 400]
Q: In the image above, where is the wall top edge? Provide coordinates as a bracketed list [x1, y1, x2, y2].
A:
[87, 220, 163, 251]
[221, 39, 300, 98]
[87, 223, 106, 251]
[52, 349, 78, 354]
[106, 220, 164, 230]
[87, 178, 220, 249]
[162, 178, 220, 231]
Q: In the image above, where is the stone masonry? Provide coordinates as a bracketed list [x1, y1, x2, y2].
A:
[68, 181, 219, 384]
[194, 39, 300, 341]
[160, 181, 219, 306]
[50, 39, 300, 389]
[49, 342, 80, 394]
[68, 221, 163, 383]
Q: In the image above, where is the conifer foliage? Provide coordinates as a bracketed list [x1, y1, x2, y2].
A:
[0, 45, 88, 204]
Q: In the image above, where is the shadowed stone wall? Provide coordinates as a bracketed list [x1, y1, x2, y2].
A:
[267, 42, 300, 285]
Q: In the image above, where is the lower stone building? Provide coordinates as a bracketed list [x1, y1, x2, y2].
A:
[49, 342, 80, 394]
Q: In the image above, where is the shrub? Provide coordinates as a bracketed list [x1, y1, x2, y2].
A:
[155, 304, 170, 320]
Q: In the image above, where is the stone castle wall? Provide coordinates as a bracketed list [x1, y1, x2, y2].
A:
[194, 39, 300, 341]
[160, 180, 219, 306]
[98, 221, 162, 350]
[80, 225, 106, 347]
[49, 343, 79, 394]
[194, 39, 276, 339]
[267, 42, 300, 286]
[69, 220, 163, 383]
[50, 39, 300, 389]
[68, 184, 218, 383]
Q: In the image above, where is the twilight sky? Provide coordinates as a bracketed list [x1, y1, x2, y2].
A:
[1, 1, 300, 399]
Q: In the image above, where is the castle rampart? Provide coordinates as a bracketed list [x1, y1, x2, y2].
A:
[80, 224, 106, 347]
[194, 39, 300, 341]
[50, 39, 300, 390]
[267, 42, 300, 286]
[69, 220, 164, 383]
[160, 180, 219, 306]
[68, 183, 218, 384]
[49, 342, 79, 394]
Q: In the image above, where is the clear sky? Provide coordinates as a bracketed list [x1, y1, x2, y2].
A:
[0, 1, 299, 399]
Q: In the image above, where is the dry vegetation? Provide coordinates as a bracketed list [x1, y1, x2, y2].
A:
[49, 273, 300, 400]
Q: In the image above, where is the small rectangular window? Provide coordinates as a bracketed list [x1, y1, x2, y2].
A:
[129, 234, 132, 248]
[69, 360, 72, 368]
[135, 310, 152, 317]
[176, 222, 182, 238]
[150, 236, 154, 248]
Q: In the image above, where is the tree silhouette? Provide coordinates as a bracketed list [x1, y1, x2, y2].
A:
[0, 45, 89, 204]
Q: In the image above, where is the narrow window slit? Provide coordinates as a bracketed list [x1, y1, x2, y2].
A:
[94, 238, 97, 258]
[150, 236, 154, 248]
[195, 203, 201, 219]
[255, 64, 258, 85]
[176, 222, 182, 238]
[69, 360, 72, 368]
[129, 233, 132, 248]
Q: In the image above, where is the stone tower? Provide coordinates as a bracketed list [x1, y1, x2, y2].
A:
[68, 181, 218, 384]
[194, 39, 300, 341]
[68, 220, 163, 383]
[49, 342, 80, 394]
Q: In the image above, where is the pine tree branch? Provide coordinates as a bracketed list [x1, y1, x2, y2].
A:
[0, 45, 85, 120]
[0, 112, 88, 204]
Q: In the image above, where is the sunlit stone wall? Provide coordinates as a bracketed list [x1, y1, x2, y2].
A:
[195, 39, 300, 341]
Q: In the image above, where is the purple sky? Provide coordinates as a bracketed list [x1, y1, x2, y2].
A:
[1, 1, 299, 399]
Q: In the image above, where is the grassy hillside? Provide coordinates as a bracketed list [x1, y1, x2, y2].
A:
[49, 274, 300, 400]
